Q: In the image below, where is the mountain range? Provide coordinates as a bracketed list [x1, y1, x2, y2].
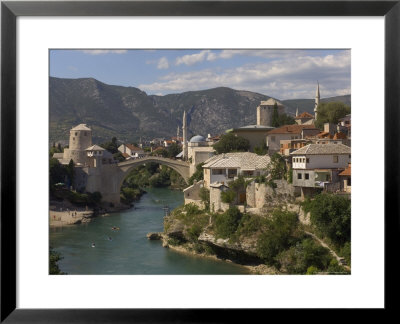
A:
[49, 77, 351, 144]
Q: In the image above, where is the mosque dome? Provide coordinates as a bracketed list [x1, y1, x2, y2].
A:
[189, 135, 206, 143]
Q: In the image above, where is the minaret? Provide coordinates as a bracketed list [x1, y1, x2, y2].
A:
[295, 107, 299, 117]
[177, 125, 180, 139]
[182, 111, 188, 160]
[314, 82, 320, 120]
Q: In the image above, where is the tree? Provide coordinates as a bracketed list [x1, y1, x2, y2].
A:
[256, 209, 300, 264]
[268, 153, 287, 180]
[166, 142, 181, 158]
[199, 187, 210, 210]
[272, 102, 280, 127]
[66, 159, 75, 186]
[254, 141, 268, 155]
[212, 133, 250, 154]
[315, 102, 351, 129]
[307, 193, 351, 247]
[49, 158, 66, 186]
[214, 206, 243, 238]
[188, 162, 205, 185]
[100, 137, 119, 154]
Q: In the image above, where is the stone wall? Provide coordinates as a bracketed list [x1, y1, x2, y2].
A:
[183, 180, 204, 208]
[210, 186, 230, 212]
[246, 179, 300, 208]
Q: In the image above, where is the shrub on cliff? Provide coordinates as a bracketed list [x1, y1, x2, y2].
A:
[276, 238, 332, 274]
[214, 206, 243, 239]
[307, 193, 351, 247]
[256, 209, 300, 265]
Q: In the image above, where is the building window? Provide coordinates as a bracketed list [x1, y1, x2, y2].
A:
[73, 137, 75, 141]
[75, 132, 78, 136]
[271, 136, 275, 142]
[306, 158, 310, 163]
[212, 169, 224, 175]
[297, 173, 302, 179]
[305, 173, 309, 180]
[228, 169, 237, 178]
[333, 155, 339, 163]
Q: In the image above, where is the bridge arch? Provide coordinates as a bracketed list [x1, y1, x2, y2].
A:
[84, 156, 191, 205]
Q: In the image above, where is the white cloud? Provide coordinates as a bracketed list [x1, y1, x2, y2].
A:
[157, 57, 169, 69]
[81, 50, 128, 55]
[175, 50, 213, 66]
[139, 51, 351, 99]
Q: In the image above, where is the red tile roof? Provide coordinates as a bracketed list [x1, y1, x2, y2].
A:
[122, 153, 130, 158]
[295, 112, 314, 119]
[267, 124, 318, 135]
[333, 132, 347, 139]
[339, 164, 351, 176]
[126, 144, 142, 151]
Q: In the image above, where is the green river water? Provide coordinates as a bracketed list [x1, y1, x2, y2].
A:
[50, 187, 249, 274]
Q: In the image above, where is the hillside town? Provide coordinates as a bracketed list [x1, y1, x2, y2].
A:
[50, 82, 351, 275]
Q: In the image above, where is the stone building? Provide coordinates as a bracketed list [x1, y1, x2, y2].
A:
[256, 98, 285, 127]
[290, 143, 351, 197]
[61, 124, 92, 165]
[202, 152, 270, 189]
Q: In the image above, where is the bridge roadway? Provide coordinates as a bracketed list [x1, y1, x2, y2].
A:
[117, 156, 191, 183]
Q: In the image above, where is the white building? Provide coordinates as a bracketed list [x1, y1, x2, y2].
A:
[202, 152, 270, 189]
[290, 143, 351, 197]
[118, 143, 145, 159]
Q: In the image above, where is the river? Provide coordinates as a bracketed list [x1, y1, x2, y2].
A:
[50, 187, 249, 274]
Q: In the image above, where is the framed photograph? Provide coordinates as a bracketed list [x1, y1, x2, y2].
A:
[1, 0, 398, 321]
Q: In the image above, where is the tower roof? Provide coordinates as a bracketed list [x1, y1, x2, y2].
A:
[71, 124, 91, 131]
[259, 98, 284, 106]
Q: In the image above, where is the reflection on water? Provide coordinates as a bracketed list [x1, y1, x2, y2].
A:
[50, 187, 249, 274]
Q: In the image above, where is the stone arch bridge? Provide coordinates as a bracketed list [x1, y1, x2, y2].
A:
[83, 156, 191, 204]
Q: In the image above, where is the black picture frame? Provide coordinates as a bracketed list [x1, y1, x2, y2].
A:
[1, 0, 399, 322]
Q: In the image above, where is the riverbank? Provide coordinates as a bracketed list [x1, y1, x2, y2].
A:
[146, 231, 276, 274]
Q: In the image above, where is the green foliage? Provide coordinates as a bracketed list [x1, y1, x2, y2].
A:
[254, 141, 268, 155]
[100, 137, 119, 154]
[66, 159, 75, 185]
[272, 103, 280, 127]
[254, 175, 267, 184]
[49, 143, 63, 157]
[315, 102, 351, 129]
[88, 191, 102, 205]
[113, 151, 125, 162]
[256, 209, 300, 265]
[214, 206, 243, 239]
[166, 142, 181, 158]
[167, 237, 183, 246]
[184, 203, 203, 218]
[276, 238, 332, 273]
[340, 242, 351, 266]
[188, 162, 205, 185]
[213, 133, 250, 154]
[120, 187, 142, 204]
[326, 259, 348, 274]
[199, 187, 210, 210]
[308, 193, 351, 247]
[306, 266, 320, 275]
[149, 167, 171, 187]
[287, 167, 293, 184]
[236, 213, 264, 237]
[49, 248, 65, 275]
[187, 224, 203, 242]
[277, 113, 296, 126]
[268, 153, 287, 180]
[221, 189, 236, 204]
[49, 158, 66, 186]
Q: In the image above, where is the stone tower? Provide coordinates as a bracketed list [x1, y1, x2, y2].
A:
[182, 111, 188, 160]
[63, 124, 92, 165]
[256, 98, 285, 127]
[314, 82, 320, 120]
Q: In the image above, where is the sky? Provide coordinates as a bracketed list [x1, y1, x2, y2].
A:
[50, 49, 350, 100]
